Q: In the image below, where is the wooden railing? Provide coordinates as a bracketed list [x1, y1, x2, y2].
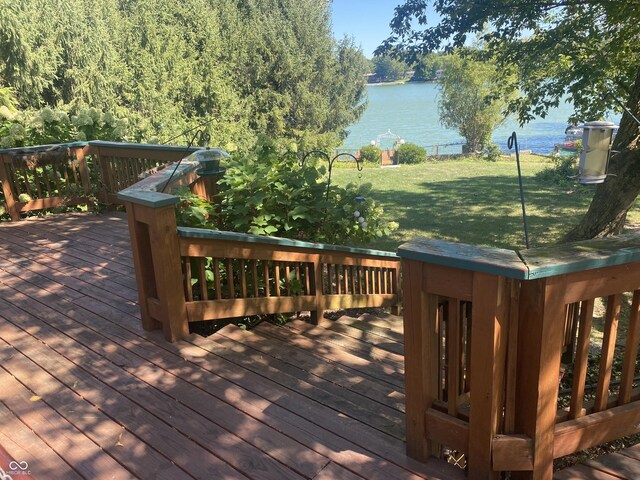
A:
[114, 151, 400, 342]
[178, 228, 400, 325]
[0, 140, 200, 220]
[398, 235, 640, 479]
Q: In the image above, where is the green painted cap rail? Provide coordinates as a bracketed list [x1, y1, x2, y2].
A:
[178, 227, 399, 259]
[0, 141, 88, 154]
[398, 234, 640, 280]
[88, 140, 202, 154]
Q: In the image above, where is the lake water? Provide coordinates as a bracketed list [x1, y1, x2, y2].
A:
[341, 83, 620, 154]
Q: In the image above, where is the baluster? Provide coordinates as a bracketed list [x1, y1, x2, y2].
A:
[198, 257, 208, 301]
[349, 265, 355, 294]
[226, 259, 235, 298]
[285, 264, 291, 295]
[61, 162, 72, 195]
[213, 258, 222, 300]
[240, 260, 248, 298]
[31, 168, 43, 198]
[70, 158, 80, 189]
[42, 165, 53, 196]
[253, 260, 260, 297]
[183, 258, 193, 301]
[619, 290, 640, 404]
[343, 265, 349, 294]
[570, 299, 595, 418]
[263, 261, 271, 297]
[382, 268, 388, 294]
[447, 298, 461, 416]
[594, 294, 621, 412]
[337, 265, 342, 295]
[22, 169, 34, 198]
[274, 262, 281, 297]
[304, 264, 311, 295]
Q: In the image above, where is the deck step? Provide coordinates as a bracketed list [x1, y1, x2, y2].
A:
[283, 318, 405, 369]
[216, 324, 406, 439]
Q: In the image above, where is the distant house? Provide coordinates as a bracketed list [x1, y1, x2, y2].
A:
[435, 69, 445, 79]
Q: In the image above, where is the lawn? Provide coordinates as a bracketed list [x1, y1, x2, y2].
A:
[331, 155, 640, 252]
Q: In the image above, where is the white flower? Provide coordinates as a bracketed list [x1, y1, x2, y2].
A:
[361, 222, 368, 228]
[358, 216, 365, 224]
[353, 210, 361, 218]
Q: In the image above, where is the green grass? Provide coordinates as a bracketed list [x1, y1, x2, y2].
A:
[332, 155, 638, 252]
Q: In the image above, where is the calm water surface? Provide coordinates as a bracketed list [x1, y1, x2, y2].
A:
[342, 83, 619, 154]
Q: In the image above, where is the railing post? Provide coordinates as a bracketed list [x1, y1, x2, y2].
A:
[467, 272, 510, 480]
[121, 193, 189, 342]
[402, 259, 440, 461]
[513, 277, 567, 480]
[75, 146, 91, 194]
[0, 154, 20, 221]
[310, 254, 324, 324]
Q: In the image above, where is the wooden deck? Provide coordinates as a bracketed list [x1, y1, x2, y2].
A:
[0, 213, 464, 480]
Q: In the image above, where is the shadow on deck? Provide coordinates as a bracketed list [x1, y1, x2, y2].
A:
[0, 213, 464, 479]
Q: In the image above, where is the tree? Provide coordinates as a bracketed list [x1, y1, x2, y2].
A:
[0, 0, 368, 152]
[377, 0, 640, 241]
[438, 54, 508, 153]
[413, 52, 447, 81]
[372, 55, 407, 83]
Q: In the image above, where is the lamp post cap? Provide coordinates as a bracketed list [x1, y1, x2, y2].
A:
[583, 120, 616, 128]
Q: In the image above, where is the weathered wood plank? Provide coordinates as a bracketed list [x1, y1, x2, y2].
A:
[0, 401, 85, 480]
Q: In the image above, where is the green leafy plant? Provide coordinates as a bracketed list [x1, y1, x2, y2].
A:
[482, 142, 503, 162]
[535, 153, 579, 187]
[175, 188, 218, 230]
[177, 136, 397, 246]
[395, 143, 427, 164]
[359, 145, 382, 164]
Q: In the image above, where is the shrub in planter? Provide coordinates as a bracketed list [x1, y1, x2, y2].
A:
[395, 143, 427, 164]
[177, 135, 397, 246]
[358, 145, 382, 164]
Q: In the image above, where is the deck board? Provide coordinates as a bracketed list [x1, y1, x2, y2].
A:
[0, 213, 465, 480]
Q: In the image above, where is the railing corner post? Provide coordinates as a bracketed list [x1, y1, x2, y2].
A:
[402, 258, 440, 462]
[0, 154, 20, 221]
[122, 193, 189, 342]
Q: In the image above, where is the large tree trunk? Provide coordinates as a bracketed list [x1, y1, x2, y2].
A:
[563, 67, 640, 242]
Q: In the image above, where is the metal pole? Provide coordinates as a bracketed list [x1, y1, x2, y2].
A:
[508, 132, 530, 249]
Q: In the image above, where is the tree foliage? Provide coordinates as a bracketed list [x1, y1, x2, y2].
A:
[377, 0, 640, 241]
[438, 54, 509, 152]
[413, 52, 447, 81]
[0, 0, 368, 152]
[372, 56, 407, 83]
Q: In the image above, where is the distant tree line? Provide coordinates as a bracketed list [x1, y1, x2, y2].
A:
[0, 0, 368, 152]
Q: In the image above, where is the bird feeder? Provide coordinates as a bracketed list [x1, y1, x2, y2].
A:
[578, 121, 616, 184]
[193, 148, 230, 176]
[191, 148, 230, 201]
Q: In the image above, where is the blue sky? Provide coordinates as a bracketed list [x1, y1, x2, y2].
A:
[331, 1, 399, 58]
[331, 1, 437, 58]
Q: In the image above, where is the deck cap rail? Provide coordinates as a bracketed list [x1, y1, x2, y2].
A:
[398, 233, 640, 279]
[178, 226, 399, 259]
[88, 140, 202, 154]
[0, 141, 88, 155]
[117, 152, 203, 207]
[398, 238, 528, 278]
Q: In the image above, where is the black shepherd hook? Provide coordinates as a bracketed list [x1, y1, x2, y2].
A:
[508, 132, 530, 249]
[300, 151, 363, 202]
[160, 127, 209, 193]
